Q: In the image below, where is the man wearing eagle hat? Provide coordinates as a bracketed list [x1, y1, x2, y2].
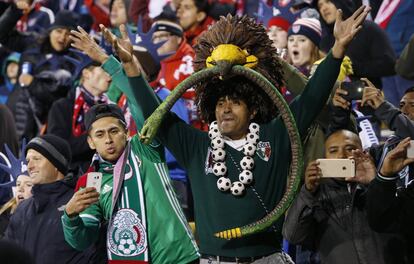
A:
[70, 4, 370, 262]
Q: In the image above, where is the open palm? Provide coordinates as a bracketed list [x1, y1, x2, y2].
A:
[333, 5, 370, 48]
[100, 24, 134, 63]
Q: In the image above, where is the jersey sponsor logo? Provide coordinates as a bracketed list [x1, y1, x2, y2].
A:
[256, 141, 271, 162]
[108, 208, 147, 257]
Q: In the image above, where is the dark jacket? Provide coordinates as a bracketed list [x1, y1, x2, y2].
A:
[367, 178, 414, 264]
[319, 1, 396, 88]
[4, 180, 95, 264]
[47, 89, 95, 175]
[283, 182, 407, 264]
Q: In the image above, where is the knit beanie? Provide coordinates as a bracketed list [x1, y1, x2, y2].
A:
[48, 10, 79, 31]
[84, 104, 126, 132]
[26, 135, 71, 175]
[152, 20, 184, 37]
[267, 16, 291, 32]
[288, 18, 322, 46]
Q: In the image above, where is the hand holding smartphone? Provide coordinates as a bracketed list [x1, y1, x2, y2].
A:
[341, 80, 365, 101]
[316, 159, 356, 178]
[86, 172, 103, 193]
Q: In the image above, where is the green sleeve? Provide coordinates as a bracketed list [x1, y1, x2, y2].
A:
[280, 59, 308, 96]
[102, 56, 148, 128]
[61, 210, 101, 251]
[106, 82, 123, 103]
[287, 52, 342, 136]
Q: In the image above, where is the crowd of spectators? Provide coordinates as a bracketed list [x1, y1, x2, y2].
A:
[0, 0, 414, 263]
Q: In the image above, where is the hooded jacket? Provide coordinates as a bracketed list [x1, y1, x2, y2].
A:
[0, 52, 20, 104]
[318, 0, 396, 88]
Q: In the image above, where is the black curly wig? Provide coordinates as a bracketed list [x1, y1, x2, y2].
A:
[193, 15, 284, 124]
[198, 76, 279, 124]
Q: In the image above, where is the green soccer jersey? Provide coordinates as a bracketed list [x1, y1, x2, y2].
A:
[61, 61, 199, 263]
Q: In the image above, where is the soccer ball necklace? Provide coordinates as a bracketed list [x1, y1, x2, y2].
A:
[208, 121, 260, 196]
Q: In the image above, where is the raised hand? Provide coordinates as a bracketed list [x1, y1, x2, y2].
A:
[361, 78, 384, 109]
[100, 24, 134, 63]
[380, 137, 414, 177]
[305, 161, 322, 193]
[332, 85, 351, 110]
[332, 5, 371, 58]
[346, 149, 375, 185]
[70, 26, 109, 64]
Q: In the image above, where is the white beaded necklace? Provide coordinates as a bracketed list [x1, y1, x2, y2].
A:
[209, 121, 260, 196]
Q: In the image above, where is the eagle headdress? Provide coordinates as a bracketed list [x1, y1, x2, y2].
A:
[194, 15, 284, 123]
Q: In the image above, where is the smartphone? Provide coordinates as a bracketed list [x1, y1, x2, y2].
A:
[407, 140, 414, 158]
[86, 172, 103, 193]
[316, 159, 355, 178]
[341, 80, 365, 101]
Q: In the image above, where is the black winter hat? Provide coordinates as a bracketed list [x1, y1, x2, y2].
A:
[85, 104, 126, 132]
[26, 135, 72, 175]
[49, 10, 79, 31]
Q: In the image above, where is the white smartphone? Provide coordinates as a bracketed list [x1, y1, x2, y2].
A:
[407, 140, 414, 158]
[86, 172, 103, 193]
[316, 159, 355, 178]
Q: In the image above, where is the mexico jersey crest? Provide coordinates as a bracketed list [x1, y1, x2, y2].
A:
[256, 141, 272, 162]
[108, 208, 147, 257]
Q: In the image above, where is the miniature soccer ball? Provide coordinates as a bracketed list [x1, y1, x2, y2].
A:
[211, 137, 225, 149]
[212, 148, 226, 161]
[243, 143, 256, 156]
[213, 162, 227, 176]
[240, 156, 254, 170]
[209, 127, 220, 139]
[249, 122, 260, 134]
[246, 132, 259, 144]
[217, 177, 231, 191]
[230, 181, 245, 196]
[239, 170, 253, 185]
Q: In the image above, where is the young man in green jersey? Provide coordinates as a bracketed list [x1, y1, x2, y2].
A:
[61, 103, 199, 263]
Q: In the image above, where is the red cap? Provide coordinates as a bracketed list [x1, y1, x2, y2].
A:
[267, 17, 291, 32]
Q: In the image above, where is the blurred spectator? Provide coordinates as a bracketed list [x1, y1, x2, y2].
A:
[361, 81, 414, 139]
[150, 13, 205, 129]
[316, 0, 396, 88]
[109, 0, 134, 29]
[283, 129, 407, 264]
[177, 0, 214, 45]
[395, 34, 414, 80]
[16, 0, 55, 34]
[287, 18, 323, 76]
[0, 4, 79, 141]
[42, 0, 84, 13]
[4, 135, 97, 264]
[0, 52, 20, 104]
[267, 16, 290, 50]
[367, 137, 414, 264]
[84, 0, 111, 31]
[47, 63, 112, 175]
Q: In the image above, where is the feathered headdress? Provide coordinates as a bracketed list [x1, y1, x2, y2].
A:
[193, 15, 284, 123]
[0, 139, 28, 188]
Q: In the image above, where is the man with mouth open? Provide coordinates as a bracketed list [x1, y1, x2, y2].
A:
[4, 135, 96, 264]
